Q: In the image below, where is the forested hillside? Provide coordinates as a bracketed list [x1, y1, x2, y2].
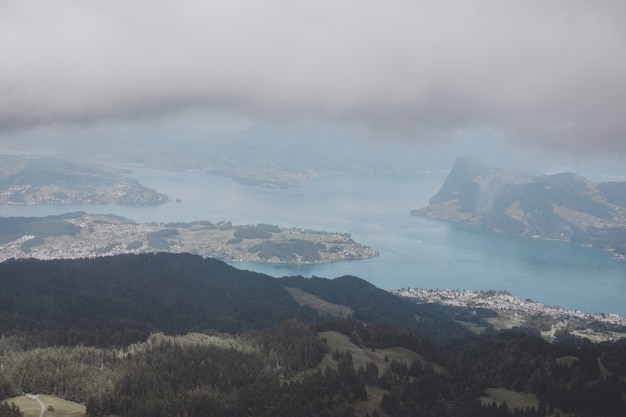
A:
[0, 253, 319, 346]
[0, 253, 625, 416]
[0, 253, 471, 347]
[1, 319, 624, 417]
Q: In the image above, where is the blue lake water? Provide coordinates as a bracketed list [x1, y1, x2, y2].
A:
[2, 168, 625, 316]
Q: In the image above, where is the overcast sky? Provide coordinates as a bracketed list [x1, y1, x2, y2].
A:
[1, 0, 625, 155]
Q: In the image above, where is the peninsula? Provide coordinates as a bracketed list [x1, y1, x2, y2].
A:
[0, 212, 378, 264]
[0, 155, 167, 206]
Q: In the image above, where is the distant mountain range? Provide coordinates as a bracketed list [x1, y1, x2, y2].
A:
[412, 157, 626, 258]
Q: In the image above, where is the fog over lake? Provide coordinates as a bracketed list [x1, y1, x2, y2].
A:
[4, 168, 626, 317]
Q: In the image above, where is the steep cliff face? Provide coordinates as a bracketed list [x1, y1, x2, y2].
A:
[428, 156, 491, 211]
[413, 157, 626, 257]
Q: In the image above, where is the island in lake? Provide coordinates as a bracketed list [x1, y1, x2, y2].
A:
[413, 157, 626, 259]
[0, 212, 378, 264]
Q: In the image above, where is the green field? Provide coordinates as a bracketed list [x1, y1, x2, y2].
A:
[4, 395, 86, 417]
[317, 330, 449, 374]
[286, 287, 353, 318]
[479, 387, 539, 410]
[316, 331, 428, 417]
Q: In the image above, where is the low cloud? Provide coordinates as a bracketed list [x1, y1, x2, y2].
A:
[1, 0, 625, 154]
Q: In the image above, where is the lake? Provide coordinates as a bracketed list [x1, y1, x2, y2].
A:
[2, 168, 625, 316]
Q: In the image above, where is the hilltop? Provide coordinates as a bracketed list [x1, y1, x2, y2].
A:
[412, 157, 626, 258]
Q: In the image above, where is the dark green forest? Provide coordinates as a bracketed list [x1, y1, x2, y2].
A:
[1, 253, 625, 416]
[0, 253, 475, 347]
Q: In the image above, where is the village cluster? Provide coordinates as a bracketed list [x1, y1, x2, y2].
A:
[392, 287, 626, 328]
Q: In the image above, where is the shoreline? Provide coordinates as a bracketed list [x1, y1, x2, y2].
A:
[391, 287, 626, 343]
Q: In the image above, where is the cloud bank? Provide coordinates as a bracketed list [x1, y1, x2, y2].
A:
[1, 0, 625, 153]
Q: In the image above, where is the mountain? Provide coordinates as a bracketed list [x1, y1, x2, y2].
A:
[412, 157, 626, 258]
